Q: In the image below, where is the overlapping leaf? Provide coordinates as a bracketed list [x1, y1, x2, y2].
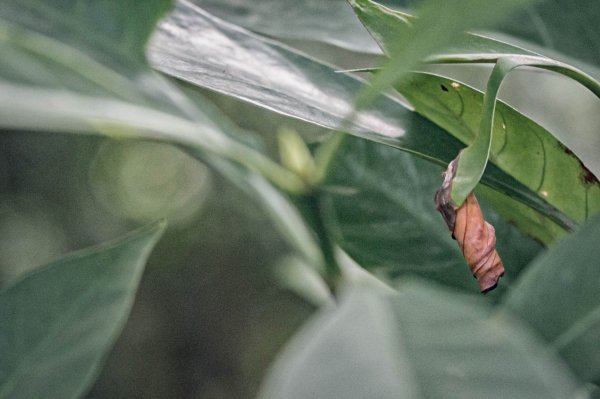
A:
[346, 0, 600, 241]
[398, 72, 600, 241]
[0, 222, 165, 399]
[497, 0, 600, 68]
[149, 1, 573, 236]
[348, 0, 537, 108]
[322, 136, 541, 292]
[0, 0, 322, 266]
[191, 0, 381, 54]
[503, 214, 600, 383]
[259, 282, 582, 399]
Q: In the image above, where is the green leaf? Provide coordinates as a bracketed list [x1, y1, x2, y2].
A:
[150, 1, 457, 162]
[0, 0, 198, 130]
[497, 0, 600, 68]
[0, 222, 166, 399]
[349, 0, 536, 58]
[191, 0, 381, 54]
[0, 0, 172, 64]
[322, 136, 542, 292]
[0, 0, 311, 193]
[397, 72, 600, 238]
[150, 2, 575, 234]
[0, 0, 325, 267]
[350, 0, 537, 108]
[503, 213, 600, 383]
[259, 282, 582, 399]
[449, 56, 600, 206]
[348, 0, 600, 102]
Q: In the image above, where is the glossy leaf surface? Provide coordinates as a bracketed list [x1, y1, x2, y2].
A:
[0, 0, 307, 194]
[259, 283, 582, 399]
[503, 214, 600, 383]
[150, 1, 457, 161]
[150, 1, 573, 234]
[0, 222, 165, 399]
[192, 0, 381, 54]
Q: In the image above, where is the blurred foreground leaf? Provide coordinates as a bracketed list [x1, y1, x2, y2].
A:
[259, 282, 582, 399]
[0, 0, 323, 266]
[504, 214, 600, 383]
[192, 0, 381, 54]
[349, 0, 535, 107]
[497, 0, 600, 67]
[0, 221, 165, 399]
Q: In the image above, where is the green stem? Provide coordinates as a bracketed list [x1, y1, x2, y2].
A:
[429, 55, 600, 99]
[314, 132, 347, 185]
[297, 192, 342, 295]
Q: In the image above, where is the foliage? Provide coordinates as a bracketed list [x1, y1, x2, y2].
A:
[1, 0, 600, 398]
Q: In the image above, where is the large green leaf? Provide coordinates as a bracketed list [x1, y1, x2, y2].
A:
[0, 0, 309, 193]
[0, 222, 165, 399]
[348, 0, 531, 58]
[349, 0, 537, 108]
[150, 1, 455, 162]
[347, 0, 600, 238]
[0, 0, 199, 130]
[0, 0, 323, 267]
[192, 0, 381, 54]
[497, 0, 600, 68]
[259, 282, 582, 399]
[397, 72, 600, 240]
[149, 1, 574, 233]
[503, 214, 600, 383]
[322, 136, 542, 292]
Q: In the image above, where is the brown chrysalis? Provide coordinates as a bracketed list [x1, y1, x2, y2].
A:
[435, 158, 505, 293]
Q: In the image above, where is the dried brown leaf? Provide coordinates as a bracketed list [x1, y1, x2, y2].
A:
[435, 158, 505, 292]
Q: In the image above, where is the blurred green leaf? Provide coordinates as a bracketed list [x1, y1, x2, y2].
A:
[0, 0, 324, 267]
[150, 1, 458, 162]
[0, 221, 165, 399]
[323, 136, 542, 292]
[349, 0, 528, 57]
[497, 0, 600, 67]
[150, 1, 573, 233]
[0, 0, 202, 136]
[192, 0, 381, 54]
[0, 0, 171, 64]
[350, 0, 537, 108]
[503, 214, 600, 383]
[259, 282, 582, 399]
[0, 0, 309, 193]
